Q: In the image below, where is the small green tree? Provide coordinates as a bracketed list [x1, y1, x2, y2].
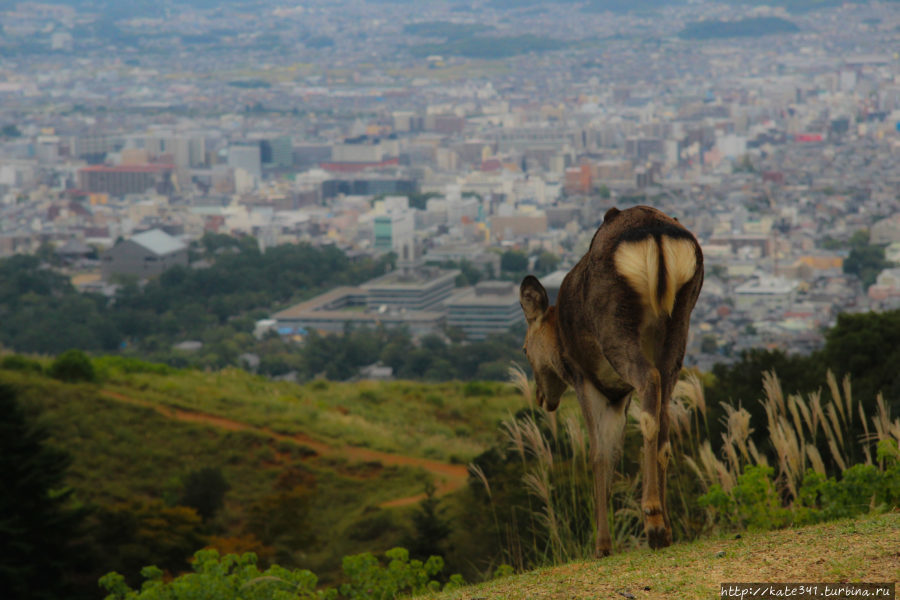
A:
[179, 467, 230, 522]
[500, 250, 528, 274]
[48, 349, 96, 383]
[404, 482, 452, 562]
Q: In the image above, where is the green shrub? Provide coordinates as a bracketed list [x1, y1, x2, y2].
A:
[462, 381, 493, 397]
[99, 547, 465, 600]
[703, 457, 900, 532]
[340, 547, 463, 600]
[798, 458, 900, 522]
[179, 467, 230, 522]
[48, 349, 96, 383]
[99, 549, 328, 600]
[699, 465, 790, 530]
[0, 354, 44, 373]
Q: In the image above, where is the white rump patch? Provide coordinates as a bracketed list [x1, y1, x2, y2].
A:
[614, 236, 697, 317]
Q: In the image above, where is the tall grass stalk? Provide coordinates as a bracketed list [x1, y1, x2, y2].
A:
[478, 365, 899, 571]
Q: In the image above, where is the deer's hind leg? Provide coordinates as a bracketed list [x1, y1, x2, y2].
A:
[576, 380, 626, 557]
[602, 335, 669, 549]
[654, 275, 704, 545]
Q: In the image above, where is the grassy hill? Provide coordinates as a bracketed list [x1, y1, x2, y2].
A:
[1, 361, 531, 584]
[435, 513, 900, 599]
[97, 364, 528, 462]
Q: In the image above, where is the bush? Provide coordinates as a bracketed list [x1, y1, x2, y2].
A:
[99, 549, 326, 600]
[699, 465, 791, 531]
[48, 349, 96, 383]
[462, 381, 493, 397]
[340, 547, 464, 600]
[179, 467, 230, 522]
[99, 547, 465, 600]
[702, 454, 900, 532]
[0, 354, 44, 373]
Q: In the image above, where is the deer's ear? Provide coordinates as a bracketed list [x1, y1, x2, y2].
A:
[603, 207, 621, 223]
[520, 275, 549, 323]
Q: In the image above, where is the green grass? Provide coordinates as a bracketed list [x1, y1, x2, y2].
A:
[431, 513, 900, 599]
[102, 367, 527, 462]
[0, 368, 440, 581]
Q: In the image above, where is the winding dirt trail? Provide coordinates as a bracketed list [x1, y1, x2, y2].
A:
[99, 390, 468, 508]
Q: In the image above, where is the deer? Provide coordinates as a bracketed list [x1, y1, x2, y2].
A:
[519, 205, 703, 556]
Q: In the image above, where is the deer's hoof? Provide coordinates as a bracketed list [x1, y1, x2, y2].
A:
[645, 520, 672, 550]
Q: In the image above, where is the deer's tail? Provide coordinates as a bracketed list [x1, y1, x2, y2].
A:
[613, 234, 698, 318]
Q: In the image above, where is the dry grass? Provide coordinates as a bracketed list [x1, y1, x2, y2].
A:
[687, 369, 899, 502]
[430, 512, 900, 600]
[476, 366, 900, 572]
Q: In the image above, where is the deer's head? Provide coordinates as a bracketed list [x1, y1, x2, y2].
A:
[519, 275, 568, 411]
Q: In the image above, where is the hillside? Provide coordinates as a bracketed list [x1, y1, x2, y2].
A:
[1, 361, 531, 585]
[435, 513, 900, 599]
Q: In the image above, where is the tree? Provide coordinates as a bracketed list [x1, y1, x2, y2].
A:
[821, 310, 900, 409]
[404, 482, 452, 562]
[90, 500, 206, 586]
[48, 348, 97, 383]
[500, 250, 528, 273]
[533, 251, 560, 276]
[843, 229, 893, 290]
[0, 383, 88, 599]
[244, 469, 316, 565]
[179, 467, 230, 522]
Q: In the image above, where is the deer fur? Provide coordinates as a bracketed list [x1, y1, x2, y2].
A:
[519, 205, 703, 556]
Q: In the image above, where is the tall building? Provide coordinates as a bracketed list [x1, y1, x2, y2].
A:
[228, 145, 262, 180]
[371, 196, 415, 263]
[259, 136, 293, 168]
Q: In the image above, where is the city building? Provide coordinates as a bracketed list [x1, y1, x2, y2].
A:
[228, 145, 263, 180]
[100, 229, 188, 281]
[361, 267, 459, 312]
[271, 285, 445, 338]
[77, 164, 175, 197]
[446, 281, 523, 340]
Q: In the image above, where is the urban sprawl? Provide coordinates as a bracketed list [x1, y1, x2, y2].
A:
[3, 0, 900, 373]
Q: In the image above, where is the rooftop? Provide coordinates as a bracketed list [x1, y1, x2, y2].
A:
[362, 267, 459, 290]
[130, 229, 187, 256]
[79, 164, 175, 173]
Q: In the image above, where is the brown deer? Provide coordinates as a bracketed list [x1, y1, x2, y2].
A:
[519, 205, 703, 556]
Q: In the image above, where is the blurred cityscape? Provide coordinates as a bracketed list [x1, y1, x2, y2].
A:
[3, 0, 900, 371]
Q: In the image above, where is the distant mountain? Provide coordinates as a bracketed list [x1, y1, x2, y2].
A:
[679, 16, 801, 40]
[487, 0, 685, 12]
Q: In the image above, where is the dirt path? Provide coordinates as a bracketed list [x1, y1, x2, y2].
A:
[100, 389, 468, 508]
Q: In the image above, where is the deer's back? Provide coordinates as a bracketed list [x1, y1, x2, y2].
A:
[555, 206, 703, 398]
